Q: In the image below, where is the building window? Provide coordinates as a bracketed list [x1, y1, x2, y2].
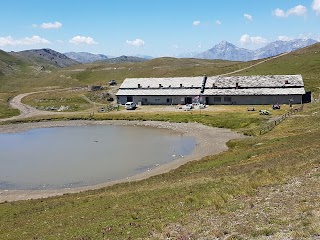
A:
[142, 98, 148, 103]
[166, 98, 172, 104]
[224, 97, 232, 102]
[155, 98, 160, 101]
[214, 97, 221, 102]
[127, 96, 133, 102]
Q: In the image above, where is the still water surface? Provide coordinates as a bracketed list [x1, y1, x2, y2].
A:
[0, 125, 195, 190]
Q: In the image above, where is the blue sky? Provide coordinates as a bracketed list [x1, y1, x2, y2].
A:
[0, 0, 319, 57]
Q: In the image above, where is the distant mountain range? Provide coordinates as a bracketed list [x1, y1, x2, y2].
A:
[65, 52, 153, 63]
[64, 52, 109, 63]
[0, 38, 318, 75]
[100, 55, 148, 63]
[195, 39, 318, 61]
[65, 39, 318, 63]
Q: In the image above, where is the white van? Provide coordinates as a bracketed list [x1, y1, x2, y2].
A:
[125, 102, 136, 110]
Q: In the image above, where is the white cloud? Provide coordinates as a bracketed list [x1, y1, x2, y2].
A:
[69, 36, 97, 45]
[126, 38, 145, 47]
[244, 14, 253, 21]
[273, 8, 286, 17]
[312, 0, 320, 14]
[0, 35, 50, 47]
[240, 34, 267, 45]
[288, 5, 307, 16]
[193, 20, 201, 26]
[240, 34, 251, 45]
[40, 21, 62, 29]
[278, 36, 293, 41]
[273, 5, 307, 17]
[172, 44, 179, 49]
[215, 20, 222, 25]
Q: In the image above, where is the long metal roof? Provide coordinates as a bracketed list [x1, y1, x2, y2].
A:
[204, 88, 305, 96]
[118, 77, 204, 88]
[117, 89, 201, 96]
[206, 75, 304, 88]
[116, 75, 305, 96]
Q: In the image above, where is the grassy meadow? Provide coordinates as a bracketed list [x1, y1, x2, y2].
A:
[0, 44, 320, 239]
[0, 93, 19, 118]
[0, 102, 319, 239]
[21, 90, 93, 112]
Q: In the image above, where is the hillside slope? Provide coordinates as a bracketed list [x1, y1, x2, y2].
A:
[235, 42, 320, 95]
[11, 48, 79, 68]
[0, 50, 26, 76]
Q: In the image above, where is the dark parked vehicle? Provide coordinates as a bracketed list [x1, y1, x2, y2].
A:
[109, 80, 117, 85]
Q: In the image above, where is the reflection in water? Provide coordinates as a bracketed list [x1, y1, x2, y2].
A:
[0, 125, 195, 190]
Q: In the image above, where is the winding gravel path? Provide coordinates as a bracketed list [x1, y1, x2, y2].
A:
[5, 92, 45, 120]
[0, 88, 84, 122]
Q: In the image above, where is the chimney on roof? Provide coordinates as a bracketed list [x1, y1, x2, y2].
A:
[159, 84, 162, 88]
[201, 74, 207, 94]
[235, 82, 239, 89]
[138, 84, 141, 88]
[202, 74, 207, 85]
[180, 84, 183, 88]
[285, 80, 289, 84]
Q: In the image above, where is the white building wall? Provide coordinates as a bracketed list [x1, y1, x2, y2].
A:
[206, 95, 302, 105]
[117, 95, 197, 105]
[118, 94, 303, 105]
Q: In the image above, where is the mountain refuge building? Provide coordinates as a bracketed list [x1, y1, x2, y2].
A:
[116, 75, 306, 105]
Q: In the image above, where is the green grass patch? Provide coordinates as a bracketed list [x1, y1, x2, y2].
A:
[3, 109, 270, 135]
[1, 45, 320, 238]
[0, 93, 20, 119]
[0, 106, 319, 238]
[21, 90, 93, 112]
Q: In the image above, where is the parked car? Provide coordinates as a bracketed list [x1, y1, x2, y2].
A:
[109, 80, 117, 85]
[125, 102, 136, 110]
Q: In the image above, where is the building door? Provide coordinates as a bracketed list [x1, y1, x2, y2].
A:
[142, 98, 148, 105]
[127, 96, 133, 102]
[185, 97, 192, 104]
[302, 91, 311, 103]
[205, 97, 209, 105]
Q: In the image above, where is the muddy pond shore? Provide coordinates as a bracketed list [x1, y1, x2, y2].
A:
[0, 120, 244, 202]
